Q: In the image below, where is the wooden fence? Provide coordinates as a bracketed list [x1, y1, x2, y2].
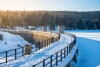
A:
[0, 36, 60, 64]
[32, 33, 76, 67]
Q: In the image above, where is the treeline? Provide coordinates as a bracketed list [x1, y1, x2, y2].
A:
[0, 10, 100, 30]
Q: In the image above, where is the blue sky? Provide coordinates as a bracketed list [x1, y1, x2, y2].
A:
[0, 0, 100, 11]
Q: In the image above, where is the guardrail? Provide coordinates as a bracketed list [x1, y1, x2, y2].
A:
[0, 35, 60, 64]
[32, 33, 77, 67]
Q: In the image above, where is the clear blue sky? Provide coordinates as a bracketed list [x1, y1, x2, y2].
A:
[0, 0, 100, 11]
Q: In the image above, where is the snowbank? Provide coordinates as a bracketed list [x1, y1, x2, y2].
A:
[0, 31, 28, 52]
[54, 45, 77, 67]
[97, 65, 100, 67]
[0, 34, 74, 67]
[66, 30, 100, 67]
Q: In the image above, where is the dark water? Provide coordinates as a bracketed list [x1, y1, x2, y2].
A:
[74, 37, 100, 67]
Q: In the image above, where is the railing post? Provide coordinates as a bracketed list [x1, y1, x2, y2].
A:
[56, 52, 58, 66]
[43, 59, 45, 67]
[41, 41, 43, 49]
[40, 42, 41, 49]
[70, 43, 72, 51]
[33, 65, 35, 67]
[61, 50, 62, 61]
[44, 40, 46, 47]
[50, 55, 53, 67]
[51, 37, 53, 43]
[43, 41, 44, 48]
[6, 51, 7, 63]
[74, 39, 76, 45]
[47, 40, 48, 46]
[64, 47, 66, 58]
[36, 44, 37, 52]
[67, 62, 71, 67]
[49, 39, 50, 45]
[69, 45, 70, 53]
[45, 40, 46, 47]
[39, 42, 40, 50]
[67, 46, 68, 55]
[46, 40, 47, 47]
[15, 49, 16, 60]
[48, 39, 49, 45]
[50, 39, 51, 44]
[46, 40, 48, 47]
[76, 49, 78, 54]
[22, 47, 24, 56]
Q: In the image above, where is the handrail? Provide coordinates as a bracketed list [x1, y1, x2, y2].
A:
[0, 31, 60, 64]
[0, 30, 77, 67]
[32, 33, 77, 67]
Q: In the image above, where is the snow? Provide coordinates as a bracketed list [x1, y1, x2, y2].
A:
[0, 31, 28, 52]
[66, 30, 100, 41]
[0, 31, 30, 64]
[54, 45, 77, 67]
[97, 65, 100, 67]
[65, 30, 100, 67]
[65, 30, 100, 33]
[1, 29, 100, 67]
[0, 33, 74, 67]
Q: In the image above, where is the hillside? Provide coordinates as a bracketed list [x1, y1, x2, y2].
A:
[0, 11, 100, 30]
[0, 31, 28, 52]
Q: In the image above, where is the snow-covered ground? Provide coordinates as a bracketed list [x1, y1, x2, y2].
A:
[54, 45, 77, 67]
[65, 30, 100, 67]
[1, 29, 99, 67]
[0, 31, 28, 52]
[0, 31, 29, 63]
[0, 33, 74, 67]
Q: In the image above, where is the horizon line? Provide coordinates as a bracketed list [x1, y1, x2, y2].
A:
[0, 9, 100, 12]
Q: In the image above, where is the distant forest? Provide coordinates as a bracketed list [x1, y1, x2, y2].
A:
[0, 11, 100, 30]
